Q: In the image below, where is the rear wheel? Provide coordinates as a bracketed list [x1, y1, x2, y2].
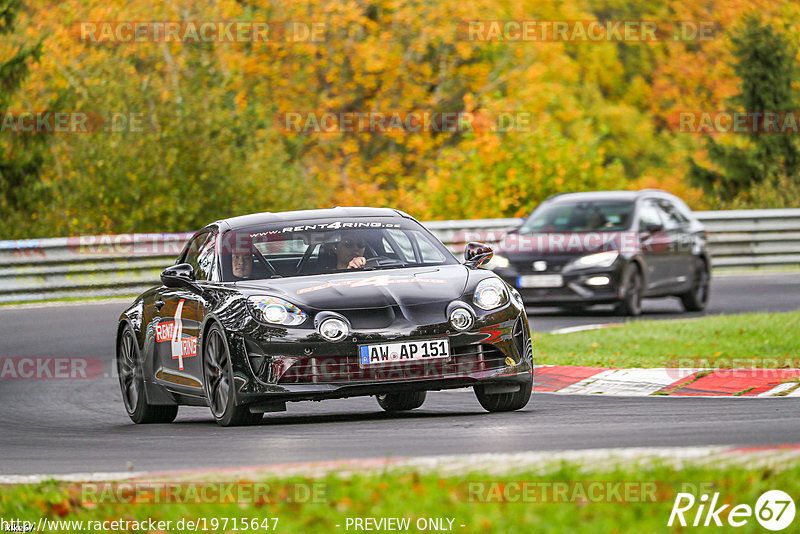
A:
[679, 259, 710, 312]
[615, 264, 643, 316]
[117, 324, 178, 424]
[203, 325, 262, 426]
[376, 391, 427, 412]
[474, 371, 533, 412]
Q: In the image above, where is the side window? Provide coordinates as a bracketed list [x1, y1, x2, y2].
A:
[418, 238, 445, 263]
[195, 233, 217, 281]
[657, 200, 687, 231]
[182, 232, 216, 281]
[638, 200, 663, 231]
[386, 230, 415, 262]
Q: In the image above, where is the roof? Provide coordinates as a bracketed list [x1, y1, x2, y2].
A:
[545, 189, 673, 204]
[215, 207, 409, 231]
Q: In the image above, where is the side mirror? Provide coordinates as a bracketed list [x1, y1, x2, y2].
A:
[464, 242, 494, 268]
[645, 222, 664, 233]
[161, 263, 195, 288]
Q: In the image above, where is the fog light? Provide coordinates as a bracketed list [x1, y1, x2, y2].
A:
[319, 317, 348, 342]
[449, 307, 473, 331]
[586, 276, 611, 286]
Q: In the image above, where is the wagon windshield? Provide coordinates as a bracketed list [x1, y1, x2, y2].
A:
[219, 219, 458, 281]
[520, 200, 635, 233]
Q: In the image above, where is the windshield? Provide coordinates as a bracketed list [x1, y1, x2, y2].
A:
[519, 200, 635, 233]
[219, 218, 457, 281]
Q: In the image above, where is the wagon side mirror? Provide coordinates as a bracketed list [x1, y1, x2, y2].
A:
[464, 242, 494, 268]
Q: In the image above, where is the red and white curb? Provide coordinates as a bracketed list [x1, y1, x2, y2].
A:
[533, 366, 800, 397]
[3, 445, 799, 484]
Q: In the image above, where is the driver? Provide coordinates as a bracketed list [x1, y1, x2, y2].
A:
[333, 231, 367, 270]
[586, 209, 607, 230]
[232, 250, 253, 278]
[230, 233, 254, 279]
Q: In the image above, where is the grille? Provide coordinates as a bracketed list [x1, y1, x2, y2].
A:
[512, 257, 571, 273]
[276, 343, 506, 385]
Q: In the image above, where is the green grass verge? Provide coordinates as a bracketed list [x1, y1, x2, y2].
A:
[534, 311, 800, 368]
[1, 462, 797, 533]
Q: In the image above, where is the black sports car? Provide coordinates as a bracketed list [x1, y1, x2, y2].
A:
[117, 208, 533, 426]
[486, 190, 711, 316]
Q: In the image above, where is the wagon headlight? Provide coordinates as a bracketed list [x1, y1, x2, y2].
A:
[486, 254, 510, 270]
[473, 278, 509, 310]
[564, 251, 619, 271]
[247, 296, 307, 326]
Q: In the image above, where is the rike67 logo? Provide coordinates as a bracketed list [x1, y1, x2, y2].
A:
[154, 299, 197, 370]
[669, 490, 796, 531]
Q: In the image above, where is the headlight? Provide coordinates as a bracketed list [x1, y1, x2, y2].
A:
[485, 254, 510, 270]
[319, 317, 349, 342]
[473, 278, 509, 310]
[247, 296, 307, 326]
[564, 251, 619, 271]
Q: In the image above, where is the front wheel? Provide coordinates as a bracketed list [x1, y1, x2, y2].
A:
[679, 259, 710, 312]
[203, 325, 262, 426]
[615, 264, 643, 316]
[376, 391, 426, 412]
[474, 372, 533, 412]
[117, 324, 178, 424]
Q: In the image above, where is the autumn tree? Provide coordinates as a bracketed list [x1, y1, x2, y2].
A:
[689, 17, 800, 203]
[0, 0, 45, 226]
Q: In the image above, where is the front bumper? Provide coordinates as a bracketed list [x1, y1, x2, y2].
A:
[495, 263, 626, 306]
[226, 306, 532, 404]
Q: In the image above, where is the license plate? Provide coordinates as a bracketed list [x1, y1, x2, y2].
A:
[517, 274, 564, 288]
[359, 339, 450, 367]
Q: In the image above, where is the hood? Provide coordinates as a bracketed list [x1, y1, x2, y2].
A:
[231, 264, 470, 311]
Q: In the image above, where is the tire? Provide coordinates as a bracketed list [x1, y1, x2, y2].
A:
[117, 324, 178, 424]
[376, 391, 427, 412]
[474, 371, 533, 412]
[615, 264, 643, 316]
[679, 258, 710, 312]
[203, 324, 262, 426]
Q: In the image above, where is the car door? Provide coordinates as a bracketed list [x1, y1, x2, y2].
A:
[656, 199, 695, 288]
[636, 199, 672, 293]
[153, 231, 216, 392]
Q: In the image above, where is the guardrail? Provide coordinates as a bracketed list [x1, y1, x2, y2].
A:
[1, 209, 799, 302]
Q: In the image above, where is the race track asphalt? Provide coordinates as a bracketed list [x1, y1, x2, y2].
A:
[0, 273, 798, 475]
